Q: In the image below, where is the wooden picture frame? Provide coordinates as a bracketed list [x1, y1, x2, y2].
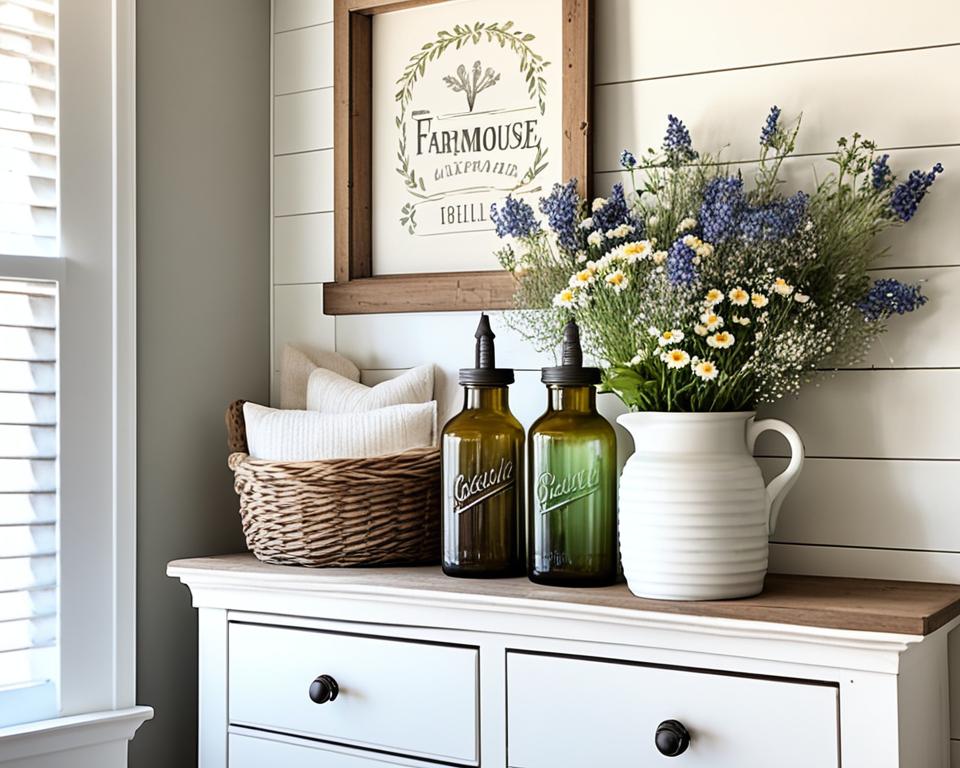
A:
[324, 0, 593, 315]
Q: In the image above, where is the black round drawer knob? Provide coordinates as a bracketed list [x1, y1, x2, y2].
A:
[308, 674, 339, 704]
[655, 719, 690, 757]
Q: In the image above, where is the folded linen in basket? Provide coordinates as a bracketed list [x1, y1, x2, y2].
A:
[242, 401, 437, 461]
[279, 345, 360, 410]
[307, 364, 434, 412]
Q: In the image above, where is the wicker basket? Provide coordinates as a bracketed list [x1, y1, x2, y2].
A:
[225, 400, 440, 567]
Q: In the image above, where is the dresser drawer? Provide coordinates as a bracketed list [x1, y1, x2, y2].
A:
[507, 652, 839, 768]
[229, 732, 444, 768]
[228, 623, 479, 764]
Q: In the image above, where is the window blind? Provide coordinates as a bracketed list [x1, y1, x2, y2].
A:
[0, 0, 57, 721]
[0, 0, 57, 258]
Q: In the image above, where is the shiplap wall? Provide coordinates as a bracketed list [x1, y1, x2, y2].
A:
[271, 0, 960, 752]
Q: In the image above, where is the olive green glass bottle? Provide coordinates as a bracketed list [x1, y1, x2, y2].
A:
[529, 320, 618, 586]
[442, 314, 525, 578]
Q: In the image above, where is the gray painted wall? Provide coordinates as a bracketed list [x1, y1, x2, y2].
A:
[132, 2, 269, 765]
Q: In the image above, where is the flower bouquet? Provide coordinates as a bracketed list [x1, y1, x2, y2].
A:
[491, 108, 943, 600]
[493, 107, 940, 412]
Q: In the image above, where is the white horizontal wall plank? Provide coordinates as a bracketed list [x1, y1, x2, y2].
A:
[275, 87, 333, 155]
[274, 150, 333, 216]
[756, 370, 960, 460]
[594, 145, 959, 270]
[274, 23, 333, 95]
[594, 0, 958, 85]
[274, 212, 334, 284]
[770, 543, 960, 583]
[760, 457, 960, 551]
[273, 283, 336, 404]
[595, 46, 960, 169]
[275, 0, 332, 32]
[336, 311, 557, 372]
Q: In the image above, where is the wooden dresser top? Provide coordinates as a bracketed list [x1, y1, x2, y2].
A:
[168, 553, 960, 636]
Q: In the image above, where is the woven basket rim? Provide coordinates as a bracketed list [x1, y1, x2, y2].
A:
[229, 444, 440, 470]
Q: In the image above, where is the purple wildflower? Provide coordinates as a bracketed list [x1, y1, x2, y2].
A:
[539, 179, 583, 253]
[739, 191, 808, 241]
[591, 183, 633, 234]
[619, 149, 638, 170]
[759, 106, 781, 147]
[871, 154, 891, 190]
[699, 176, 744, 244]
[890, 163, 944, 221]
[663, 114, 698, 162]
[666, 237, 699, 287]
[490, 195, 540, 238]
[858, 279, 927, 321]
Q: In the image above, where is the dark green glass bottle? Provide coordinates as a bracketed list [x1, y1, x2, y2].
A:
[442, 314, 525, 578]
[529, 320, 617, 586]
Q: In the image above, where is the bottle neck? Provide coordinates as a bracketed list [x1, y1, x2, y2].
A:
[547, 385, 596, 413]
[463, 386, 510, 411]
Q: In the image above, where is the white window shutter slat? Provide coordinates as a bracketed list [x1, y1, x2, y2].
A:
[0, 0, 57, 724]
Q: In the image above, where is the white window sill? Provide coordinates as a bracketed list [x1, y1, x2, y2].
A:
[0, 706, 153, 764]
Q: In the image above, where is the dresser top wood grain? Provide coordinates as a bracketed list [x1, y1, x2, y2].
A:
[168, 554, 960, 636]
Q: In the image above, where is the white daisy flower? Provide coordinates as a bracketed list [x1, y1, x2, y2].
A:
[772, 277, 794, 296]
[606, 223, 635, 240]
[647, 326, 660, 337]
[553, 288, 577, 308]
[652, 250, 668, 265]
[704, 288, 724, 306]
[660, 349, 691, 369]
[587, 230, 604, 247]
[622, 240, 651, 263]
[700, 312, 724, 331]
[706, 331, 735, 349]
[513, 263, 531, 277]
[605, 270, 629, 292]
[728, 287, 749, 306]
[693, 360, 719, 381]
[658, 329, 684, 346]
[693, 324, 708, 336]
[751, 293, 769, 308]
[629, 352, 645, 366]
[732, 314, 751, 326]
[677, 217, 697, 233]
[569, 268, 595, 288]
[794, 293, 811, 304]
[575, 250, 588, 263]
[591, 197, 607, 212]
[579, 217, 594, 230]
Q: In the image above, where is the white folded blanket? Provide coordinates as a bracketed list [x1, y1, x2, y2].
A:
[307, 364, 434, 412]
[243, 401, 437, 461]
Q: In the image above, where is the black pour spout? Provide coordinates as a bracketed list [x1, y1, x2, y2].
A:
[459, 313, 514, 387]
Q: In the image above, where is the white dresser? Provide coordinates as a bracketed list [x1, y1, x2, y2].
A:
[169, 555, 960, 768]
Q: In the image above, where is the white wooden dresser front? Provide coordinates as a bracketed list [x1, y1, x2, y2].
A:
[168, 555, 960, 768]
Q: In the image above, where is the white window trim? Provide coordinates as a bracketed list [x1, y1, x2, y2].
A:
[0, 0, 151, 759]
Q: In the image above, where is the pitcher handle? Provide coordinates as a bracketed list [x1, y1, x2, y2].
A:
[746, 418, 805, 535]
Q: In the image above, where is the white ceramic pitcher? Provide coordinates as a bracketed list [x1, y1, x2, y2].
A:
[616, 411, 804, 601]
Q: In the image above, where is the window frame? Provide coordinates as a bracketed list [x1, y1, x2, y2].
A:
[0, 0, 150, 746]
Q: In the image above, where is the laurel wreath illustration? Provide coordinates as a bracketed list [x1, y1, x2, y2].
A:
[394, 21, 551, 233]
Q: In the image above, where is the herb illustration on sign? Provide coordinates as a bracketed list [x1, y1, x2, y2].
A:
[394, 21, 550, 235]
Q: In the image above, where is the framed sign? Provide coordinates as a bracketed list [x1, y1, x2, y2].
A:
[324, 0, 592, 315]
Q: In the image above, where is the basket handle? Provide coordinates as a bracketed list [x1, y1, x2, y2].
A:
[226, 399, 249, 455]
